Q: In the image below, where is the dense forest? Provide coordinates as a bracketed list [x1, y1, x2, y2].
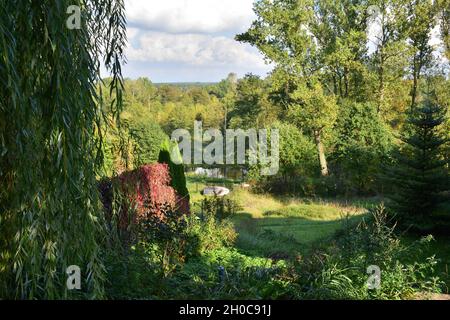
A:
[1, 0, 449, 300]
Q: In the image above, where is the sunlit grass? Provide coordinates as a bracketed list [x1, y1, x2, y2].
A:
[187, 175, 371, 258]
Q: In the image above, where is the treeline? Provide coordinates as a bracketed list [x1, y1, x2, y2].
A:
[103, 71, 448, 193]
[101, 0, 450, 233]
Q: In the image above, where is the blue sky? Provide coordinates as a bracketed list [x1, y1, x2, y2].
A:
[123, 0, 272, 82]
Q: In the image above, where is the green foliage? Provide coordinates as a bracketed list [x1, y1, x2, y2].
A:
[294, 205, 444, 299]
[105, 206, 239, 299]
[0, 0, 126, 299]
[2, 0, 448, 301]
[331, 100, 394, 194]
[104, 244, 159, 299]
[184, 209, 238, 257]
[229, 74, 279, 129]
[200, 196, 243, 221]
[245, 121, 318, 195]
[385, 98, 449, 229]
[288, 81, 339, 136]
[105, 200, 444, 300]
[274, 121, 318, 176]
[139, 204, 190, 277]
[158, 140, 190, 201]
[129, 121, 168, 166]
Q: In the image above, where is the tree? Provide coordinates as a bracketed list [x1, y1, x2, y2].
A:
[229, 74, 278, 129]
[119, 96, 169, 167]
[405, 0, 438, 109]
[129, 121, 168, 167]
[331, 101, 393, 194]
[273, 121, 317, 178]
[0, 0, 126, 298]
[312, 0, 369, 100]
[438, 0, 450, 60]
[158, 140, 190, 214]
[236, 0, 338, 176]
[287, 81, 338, 176]
[385, 96, 448, 228]
[368, 0, 410, 114]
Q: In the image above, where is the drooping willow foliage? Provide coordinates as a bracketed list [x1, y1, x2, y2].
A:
[0, 0, 126, 299]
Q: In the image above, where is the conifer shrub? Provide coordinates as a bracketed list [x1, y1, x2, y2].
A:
[158, 140, 190, 214]
[384, 97, 449, 232]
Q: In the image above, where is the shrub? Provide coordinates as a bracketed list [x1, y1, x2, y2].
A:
[128, 120, 168, 167]
[184, 209, 237, 257]
[158, 140, 190, 214]
[104, 244, 160, 299]
[200, 196, 242, 221]
[330, 100, 393, 195]
[293, 204, 444, 299]
[139, 204, 190, 277]
[99, 163, 177, 239]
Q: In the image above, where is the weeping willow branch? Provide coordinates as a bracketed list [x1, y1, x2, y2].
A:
[0, 0, 126, 299]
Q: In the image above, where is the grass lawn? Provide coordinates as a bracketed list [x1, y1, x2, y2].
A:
[186, 174, 450, 293]
[187, 174, 371, 258]
[230, 189, 370, 258]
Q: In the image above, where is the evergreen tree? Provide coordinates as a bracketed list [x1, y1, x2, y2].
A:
[158, 140, 190, 208]
[386, 96, 448, 229]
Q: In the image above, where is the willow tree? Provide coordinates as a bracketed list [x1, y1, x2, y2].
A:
[0, 0, 126, 299]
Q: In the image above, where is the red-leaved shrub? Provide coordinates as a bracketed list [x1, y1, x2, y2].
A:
[99, 163, 189, 235]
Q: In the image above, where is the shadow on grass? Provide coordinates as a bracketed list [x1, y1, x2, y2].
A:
[232, 211, 365, 260]
[261, 193, 382, 210]
[186, 175, 240, 186]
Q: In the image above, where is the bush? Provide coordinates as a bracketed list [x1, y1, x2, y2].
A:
[200, 196, 242, 220]
[292, 205, 444, 299]
[104, 244, 160, 299]
[139, 204, 191, 277]
[98, 164, 178, 241]
[129, 120, 168, 167]
[330, 100, 393, 195]
[184, 209, 237, 257]
[104, 202, 242, 298]
[158, 140, 190, 214]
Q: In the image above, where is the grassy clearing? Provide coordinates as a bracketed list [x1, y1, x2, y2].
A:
[186, 174, 450, 293]
[230, 188, 369, 258]
[187, 175, 371, 258]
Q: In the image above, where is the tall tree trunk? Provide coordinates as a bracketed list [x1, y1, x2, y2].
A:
[378, 56, 384, 114]
[343, 67, 349, 97]
[314, 130, 329, 176]
[332, 74, 338, 96]
[411, 60, 419, 110]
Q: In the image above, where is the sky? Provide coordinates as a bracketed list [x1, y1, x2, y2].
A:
[122, 0, 447, 83]
[123, 0, 272, 83]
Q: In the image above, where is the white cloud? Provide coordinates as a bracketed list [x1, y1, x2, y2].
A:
[126, 0, 256, 34]
[122, 0, 271, 81]
[126, 31, 268, 68]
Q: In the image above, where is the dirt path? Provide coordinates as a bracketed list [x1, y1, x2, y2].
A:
[415, 293, 450, 300]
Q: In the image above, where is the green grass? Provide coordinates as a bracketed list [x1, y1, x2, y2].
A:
[187, 175, 370, 258]
[401, 234, 450, 291]
[186, 174, 449, 293]
[229, 189, 369, 258]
